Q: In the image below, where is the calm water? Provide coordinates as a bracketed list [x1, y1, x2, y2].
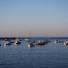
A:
[0, 38, 68, 68]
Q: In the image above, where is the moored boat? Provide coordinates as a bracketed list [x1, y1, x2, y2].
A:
[54, 40, 64, 44]
[4, 41, 11, 45]
[15, 39, 21, 45]
[64, 41, 68, 45]
[36, 40, 48, 45]
[28, 43, 34, 48]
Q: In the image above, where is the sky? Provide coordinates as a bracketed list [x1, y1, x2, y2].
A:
[0, 0, 68, 37]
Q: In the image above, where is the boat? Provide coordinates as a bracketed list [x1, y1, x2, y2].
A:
[24, 38, 29, 41]
[24, 38, 30, 42]
[54, 40, 64, 44]
[36, 40, 48, 45]
[28, 43, 34, 48]
[3, 41, 11, 47]
[0, 44, 1, 46]
[4, 41, 11, 45]
[64, 41, 68, 45]
[10, 40, 14, 43]
[15, 39, 21, 45]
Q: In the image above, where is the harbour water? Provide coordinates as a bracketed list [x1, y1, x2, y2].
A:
[0, 38, 68, 68]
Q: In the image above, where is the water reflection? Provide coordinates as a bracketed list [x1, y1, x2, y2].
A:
[14, 44, 21, 48]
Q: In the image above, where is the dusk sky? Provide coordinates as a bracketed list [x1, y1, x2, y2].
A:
[0, 0, 68, 37]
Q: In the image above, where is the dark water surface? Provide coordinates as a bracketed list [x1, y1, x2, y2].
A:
[0, 38, 68, 68]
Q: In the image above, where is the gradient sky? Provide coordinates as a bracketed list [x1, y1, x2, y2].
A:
[0, 0, 68, 37]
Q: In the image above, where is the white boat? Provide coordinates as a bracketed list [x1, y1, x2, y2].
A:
[24, 38, 30, 42]
[28, 43, 34, 48]
[36, 40, 48, 45]
[24, 39, 29, 41]
[15, 39, 21, 45]
[4, 41, 11, 45]
[10, 40, 14, 43]
[54, 40, 64, 44]
[64, 41, 68, 45]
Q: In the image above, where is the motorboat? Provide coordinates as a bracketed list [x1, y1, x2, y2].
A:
[28, 43, 34, 48]
[54, 40, 64, 44]
[24, 38, 30, 42]
[36, 40, 48, 45]
[10, 40, 14, 43]
[64, 41, 68, 45]
[15, 39, 21, 45]
[4, 41, 11, 46]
